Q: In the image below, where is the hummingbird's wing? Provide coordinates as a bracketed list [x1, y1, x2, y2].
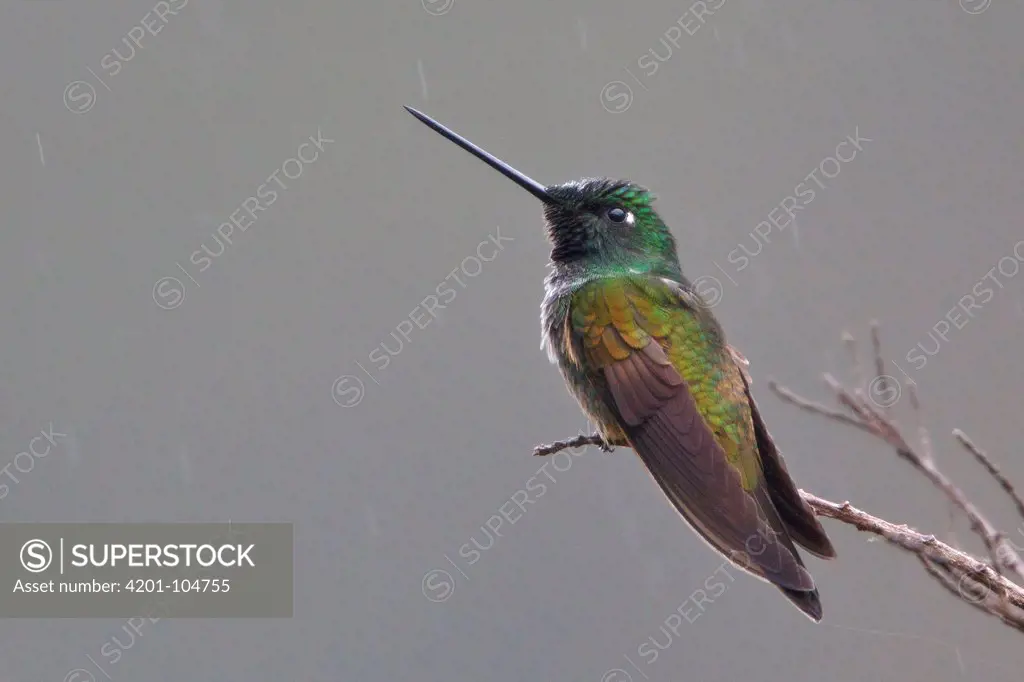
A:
[569, 276, 817, 598]
[727, 346, 836, 559]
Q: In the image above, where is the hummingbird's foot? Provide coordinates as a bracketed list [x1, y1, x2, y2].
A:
[598, 439, 615, 453]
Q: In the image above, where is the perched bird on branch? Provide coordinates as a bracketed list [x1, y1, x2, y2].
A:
[405, 106, 836, 620]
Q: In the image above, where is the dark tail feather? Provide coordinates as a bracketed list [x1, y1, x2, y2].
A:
[779, 586, 823, 622]
[744, 383, 837, 559]
[760, 451, 837, 559]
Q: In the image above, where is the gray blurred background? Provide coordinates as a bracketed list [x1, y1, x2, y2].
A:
[2, 0, 1023, 679]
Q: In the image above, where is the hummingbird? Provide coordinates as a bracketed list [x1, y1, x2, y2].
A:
[404, 106, 836, 620]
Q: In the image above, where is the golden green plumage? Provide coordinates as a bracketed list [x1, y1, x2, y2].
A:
[567, 276, 762, 491]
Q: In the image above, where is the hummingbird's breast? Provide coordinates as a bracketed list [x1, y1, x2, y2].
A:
[539, 272, 630, 444]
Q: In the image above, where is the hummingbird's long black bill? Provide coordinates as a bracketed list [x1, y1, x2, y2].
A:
[404, 106, 555, 204]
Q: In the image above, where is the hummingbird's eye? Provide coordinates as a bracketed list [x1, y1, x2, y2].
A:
[607, 207, 628, 223]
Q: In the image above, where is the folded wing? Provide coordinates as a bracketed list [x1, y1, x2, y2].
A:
[571, 278, 816, 593]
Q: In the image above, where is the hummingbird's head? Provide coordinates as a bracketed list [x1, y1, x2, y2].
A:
[541, 178, 676, 268]
[403, 106, 680, 274]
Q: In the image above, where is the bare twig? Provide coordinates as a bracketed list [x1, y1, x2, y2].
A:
[870, 321, 889, 414]
[767, 379, 873, 435]
[802, 493, 1024, 619]
[533, 433, 605, 457]
[954, 428, 1024, 523]
[918, 555, 1024, 633]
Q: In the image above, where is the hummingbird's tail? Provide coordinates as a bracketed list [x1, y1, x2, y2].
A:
[730, 345, 837, 560]
[778, 586, 824, 622]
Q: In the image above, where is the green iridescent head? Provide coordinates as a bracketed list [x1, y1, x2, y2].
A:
[404, 106, 678, 270]
[541, 178, 675, 267]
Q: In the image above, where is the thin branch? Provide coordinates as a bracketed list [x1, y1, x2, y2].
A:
[533, 433, 605, 457]
[870, 321, 889, 415]
[954, 428, 1024, 523]
[767, 379, 873, 435]
[917, 555, 1024, 633]
[801, 492, 1024, 616]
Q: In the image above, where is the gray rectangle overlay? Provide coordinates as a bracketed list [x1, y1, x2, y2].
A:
[1, 523, 292, 617]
